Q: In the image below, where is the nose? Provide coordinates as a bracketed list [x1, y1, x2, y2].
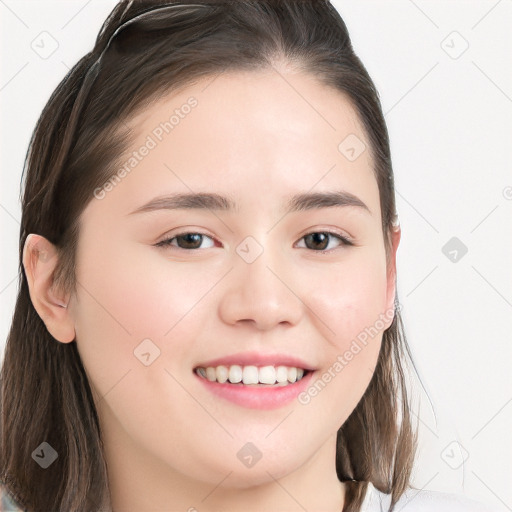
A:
[217, 245, 303, 331]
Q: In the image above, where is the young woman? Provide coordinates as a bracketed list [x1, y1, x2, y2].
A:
[0, 1, 499, 511]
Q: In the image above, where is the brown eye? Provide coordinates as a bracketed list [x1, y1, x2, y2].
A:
[156, 232, 215, 250]
[155, 230, 353, 252]
[298, 231, 353, 252]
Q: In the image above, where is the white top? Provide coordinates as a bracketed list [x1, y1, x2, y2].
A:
[361, 482, 501, 512]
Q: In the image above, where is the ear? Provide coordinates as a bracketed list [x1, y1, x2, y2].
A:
[23, 234, 76, 343]
[384, 224, 401, 328]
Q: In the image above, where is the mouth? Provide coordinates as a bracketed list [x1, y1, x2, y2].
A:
[194, 364, 312, 387]
[193, 364, 316, 410]
[191, 352, 317, 409]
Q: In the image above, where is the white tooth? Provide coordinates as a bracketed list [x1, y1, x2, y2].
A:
[259, 365, 277, 384]
[276, 366, 288, 383]
[216, 365, 228, 383]
[242, 365, 259, 384]
[206, 367, 217, 382]
[203, 364, 304, 385]
[228, 365, 243, 383]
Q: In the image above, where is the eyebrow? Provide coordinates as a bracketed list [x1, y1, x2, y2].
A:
[127, 190, 371, 216]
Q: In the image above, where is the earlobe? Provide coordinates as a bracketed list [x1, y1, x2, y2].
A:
[23, 234, 76, 343]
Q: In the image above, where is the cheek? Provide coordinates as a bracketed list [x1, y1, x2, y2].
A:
[306, 249, 389, 351]
[296, 253, 390, 425]
[72, 240, 217, 394]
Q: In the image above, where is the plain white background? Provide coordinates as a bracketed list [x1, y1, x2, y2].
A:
[1, 1, 511, 510]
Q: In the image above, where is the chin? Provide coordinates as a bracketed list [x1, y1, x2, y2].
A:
[182, 450, 300, 489]
[217, 465, 293, 489]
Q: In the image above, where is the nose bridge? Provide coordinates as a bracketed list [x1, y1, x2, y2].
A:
[218, 234, 302, 329]
[238, 236, 280, 293]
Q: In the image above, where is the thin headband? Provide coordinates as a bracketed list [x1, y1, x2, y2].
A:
[51, 2, 210, 196]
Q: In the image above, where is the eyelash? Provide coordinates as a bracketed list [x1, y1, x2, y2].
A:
[155, 230, 354, 253]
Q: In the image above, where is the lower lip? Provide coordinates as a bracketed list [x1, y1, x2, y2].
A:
[194, 370, 315, 410]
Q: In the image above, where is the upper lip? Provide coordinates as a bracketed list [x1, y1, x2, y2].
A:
[194, 351, 316, 371]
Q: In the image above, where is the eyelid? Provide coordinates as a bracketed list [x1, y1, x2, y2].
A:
[298, 226, 354, 244]
[155, 228, 213, 244]
[155, 227, 355, 251]
[155, 229, 216, 249]
[295, 230, 354, 250]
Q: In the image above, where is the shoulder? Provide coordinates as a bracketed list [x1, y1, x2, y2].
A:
[361, 482, 501, 512]
[0, 482, 25, 512]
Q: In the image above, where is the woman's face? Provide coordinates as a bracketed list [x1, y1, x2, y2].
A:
[61, 68, 399, 492]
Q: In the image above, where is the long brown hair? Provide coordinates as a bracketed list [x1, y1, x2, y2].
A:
[0, 1, 417, 510]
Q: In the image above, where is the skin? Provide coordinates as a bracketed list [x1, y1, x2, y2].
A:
[23, 64, 400, 511]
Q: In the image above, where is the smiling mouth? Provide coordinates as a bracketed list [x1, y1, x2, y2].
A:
[194, 364, 311, 386]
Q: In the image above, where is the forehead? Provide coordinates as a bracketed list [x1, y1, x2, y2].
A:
[130, 67, 367, 152]
[87, 68, 380, 221]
